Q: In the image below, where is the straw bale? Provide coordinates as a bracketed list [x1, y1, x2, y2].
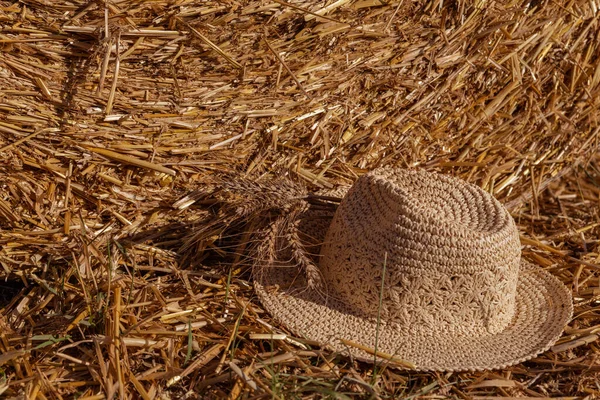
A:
[1, 0, 600, 398]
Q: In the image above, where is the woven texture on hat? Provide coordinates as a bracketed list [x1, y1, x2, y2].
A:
[320, 169, 520, 336]
[255, 261, 572, 371]
[253, 168, 573, 371]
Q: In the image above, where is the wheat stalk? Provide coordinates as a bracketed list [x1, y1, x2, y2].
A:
[178, 174, 330, 291]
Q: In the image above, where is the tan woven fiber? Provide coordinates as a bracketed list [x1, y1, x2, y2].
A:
[254, 168, 573, 372]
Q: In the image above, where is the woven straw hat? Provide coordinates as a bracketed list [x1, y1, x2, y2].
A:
[254, 168, 572, 371]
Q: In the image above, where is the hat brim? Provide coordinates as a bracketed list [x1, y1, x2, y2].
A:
[253, 195, 573, 372]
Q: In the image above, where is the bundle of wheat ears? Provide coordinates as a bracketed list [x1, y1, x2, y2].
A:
[175, 174, 325, 289]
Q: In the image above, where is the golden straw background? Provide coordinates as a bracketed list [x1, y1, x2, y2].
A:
[1, 0, 600, 398]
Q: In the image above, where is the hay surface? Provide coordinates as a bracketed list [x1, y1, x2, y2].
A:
[1, 0, 600, 398]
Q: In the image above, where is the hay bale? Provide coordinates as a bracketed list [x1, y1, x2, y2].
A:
[1, 0, 599, 398]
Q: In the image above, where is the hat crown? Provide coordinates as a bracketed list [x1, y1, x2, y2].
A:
[320, 168, 521, 336]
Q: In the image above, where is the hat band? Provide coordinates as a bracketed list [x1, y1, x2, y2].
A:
[318, 260, 520, 336]
[377, 267, 519, 336]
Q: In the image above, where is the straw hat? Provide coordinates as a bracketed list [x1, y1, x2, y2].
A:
[254, 168, 572, 371]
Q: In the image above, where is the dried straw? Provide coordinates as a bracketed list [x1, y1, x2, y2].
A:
[1, 0, 600, 397]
